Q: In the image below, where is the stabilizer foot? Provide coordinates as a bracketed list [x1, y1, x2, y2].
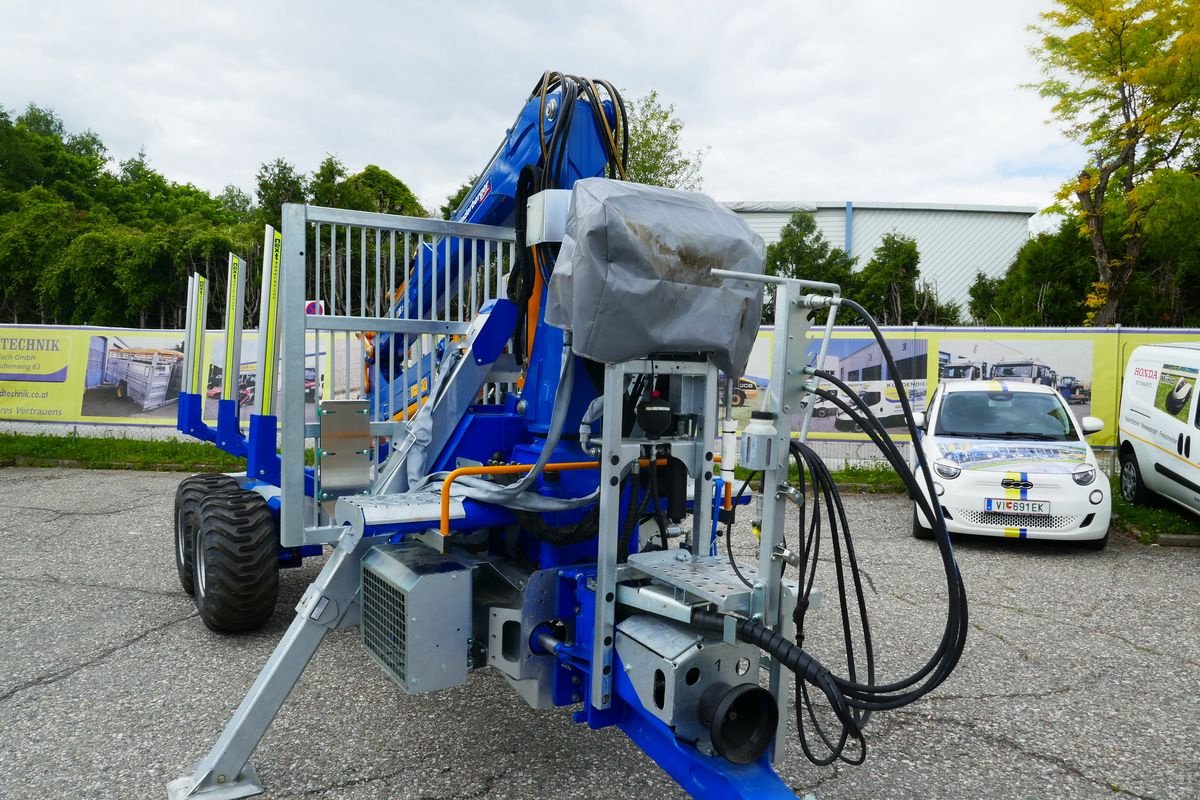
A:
[166, 763, 263, 800]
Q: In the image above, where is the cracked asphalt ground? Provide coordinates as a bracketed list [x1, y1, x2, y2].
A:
[0, 467, 1197, 800]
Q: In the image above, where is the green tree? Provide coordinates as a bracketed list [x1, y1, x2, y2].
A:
[853, 233, 959, 325]
[1030, 0, 1200, 325]
[1122, 166, 1200, 324]
[254, 158, 309, 229]
[38, 226, 141, 325]
[440, 176, 476, 220]
[340, 165, 426, 216]
[309, 155, 349, 208]
[216, 185, 254, 222]
[967, 218, 1095, 325]
[0, 187, 85, 322]
[625, 90, 707, 190]
[761, 211, 855, 322]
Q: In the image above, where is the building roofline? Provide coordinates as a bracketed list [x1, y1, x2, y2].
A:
[721, 200, 1038, 216]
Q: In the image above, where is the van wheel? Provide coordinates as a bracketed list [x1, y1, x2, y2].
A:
[1119, 450, 1152, 506]
[912, 507, 933, 540]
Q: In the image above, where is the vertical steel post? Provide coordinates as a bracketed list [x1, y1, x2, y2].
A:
[220, 254, 247, 402]
[279, 206, 307, 548]
[591, 361, 625, 711]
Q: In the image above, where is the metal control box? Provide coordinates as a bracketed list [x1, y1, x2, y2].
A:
[360, 542, 472, 694]
[525, 189, 571, 245]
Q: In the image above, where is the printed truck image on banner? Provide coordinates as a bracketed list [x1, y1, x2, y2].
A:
[82, 333, 186, 418]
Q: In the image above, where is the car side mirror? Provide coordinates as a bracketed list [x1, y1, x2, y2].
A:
[912, 411, 926, 430]
[1080, 416, 1104, 435]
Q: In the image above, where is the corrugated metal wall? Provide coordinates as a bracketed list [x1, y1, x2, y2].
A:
[847, 207, 1029, 308]
[728, 203, 1032, 309]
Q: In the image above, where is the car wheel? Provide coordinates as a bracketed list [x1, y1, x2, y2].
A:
[814, 407, 827, 418]
[1119, 449, 1152, 506]
[912, 507, 934, 540]
[173, 473, 238, 596]
[193, 489, 279, 633]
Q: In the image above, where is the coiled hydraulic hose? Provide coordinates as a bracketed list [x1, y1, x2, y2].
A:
[713, 297, 968, 766]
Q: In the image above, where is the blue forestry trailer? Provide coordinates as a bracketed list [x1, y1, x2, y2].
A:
[167, 71, 967, 799]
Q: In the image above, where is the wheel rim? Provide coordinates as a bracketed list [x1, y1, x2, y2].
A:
[194, 532, 206, 598]
[1120, 460, 1137, 501]
[175, 507, 187, 565]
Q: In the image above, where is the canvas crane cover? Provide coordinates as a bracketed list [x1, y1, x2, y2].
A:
[545, 178, 765, 376]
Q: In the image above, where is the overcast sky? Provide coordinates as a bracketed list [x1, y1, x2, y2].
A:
[2, 1, 1078, 226]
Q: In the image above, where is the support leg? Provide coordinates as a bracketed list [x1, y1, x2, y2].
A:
[167, 529, 372, 799]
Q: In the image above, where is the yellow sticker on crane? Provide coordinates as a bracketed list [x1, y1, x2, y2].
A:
[261, 231, 283, 417]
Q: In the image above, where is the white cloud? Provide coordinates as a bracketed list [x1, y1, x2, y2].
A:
[1, 0, 1081, 216]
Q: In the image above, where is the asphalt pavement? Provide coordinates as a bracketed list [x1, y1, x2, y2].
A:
[0, 467, 1196, 800]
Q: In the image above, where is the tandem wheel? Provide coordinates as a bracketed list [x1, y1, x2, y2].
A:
[173, 473, 239, 596]
[193, 488, 279, 633]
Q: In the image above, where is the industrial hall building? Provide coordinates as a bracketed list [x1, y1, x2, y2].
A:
[724, 201, 1037, 309]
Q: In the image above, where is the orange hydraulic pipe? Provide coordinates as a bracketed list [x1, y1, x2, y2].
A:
[438, 457, 673, 535]
[526, 250, 545, 364]
[440, 461, 598, 534]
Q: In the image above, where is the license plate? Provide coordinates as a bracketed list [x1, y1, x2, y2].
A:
[985, 498, 1050, 515]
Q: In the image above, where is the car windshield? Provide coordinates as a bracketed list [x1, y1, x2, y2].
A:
[934, 390, 1078, 441]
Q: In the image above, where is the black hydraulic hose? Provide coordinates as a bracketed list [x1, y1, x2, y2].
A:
[813, 299, 969, 707]
[792, 442, 873, 695]
[802, 385, 964, 704]
[808, 379, 937, 526]
[617, 473, 645, 564]
[724, 472, 759, 588]
[835, 299, 951, 547]
[788, 441, 874, 763]
[646, 452, 670, 549]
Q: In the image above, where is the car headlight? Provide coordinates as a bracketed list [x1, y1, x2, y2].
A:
[1073, 466, 1096, 486]
[934, 461, 961, 480]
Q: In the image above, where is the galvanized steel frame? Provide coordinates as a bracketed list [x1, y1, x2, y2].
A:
[278, 203, 516, 547]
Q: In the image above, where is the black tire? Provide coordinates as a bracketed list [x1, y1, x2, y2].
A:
[173, 473, 238, 596]
[193, 489, 279, 633]
[1119, 449, 1152, 506]
[912, 507, 934, 540]
[732, 390, 746, 408]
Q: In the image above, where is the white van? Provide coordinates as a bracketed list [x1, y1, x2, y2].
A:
[1118, 343, 1200, 517]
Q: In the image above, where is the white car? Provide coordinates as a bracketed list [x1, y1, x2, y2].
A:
[911, 381, 1111, 549]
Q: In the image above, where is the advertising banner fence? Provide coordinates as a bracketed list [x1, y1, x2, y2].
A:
[726, 325, 1198, 450]
[0, 325, 332, 430]
[2, 323, 1197, 451]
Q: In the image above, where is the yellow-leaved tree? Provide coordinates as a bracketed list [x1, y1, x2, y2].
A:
[1030, 0, 1200, 325]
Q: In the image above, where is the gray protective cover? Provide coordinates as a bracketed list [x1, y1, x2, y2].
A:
[545, 178, 765, 376]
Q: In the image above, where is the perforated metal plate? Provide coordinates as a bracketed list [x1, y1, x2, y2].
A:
[625, 550, 795, 614]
